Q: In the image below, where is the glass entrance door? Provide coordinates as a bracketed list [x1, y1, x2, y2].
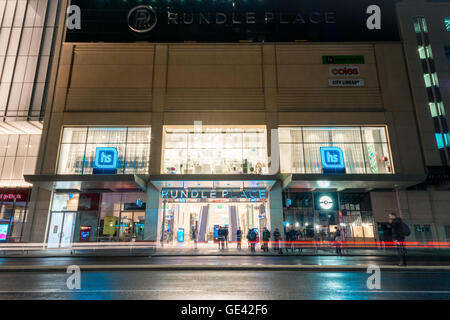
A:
[47, 211, 76, 248]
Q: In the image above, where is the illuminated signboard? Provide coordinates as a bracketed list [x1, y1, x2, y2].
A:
[314, 192, 338, 211]
[445, 18, 450, 32]
[94, 147, 118, 174]
[161, 189, 267, 200]
[94, 147, 118, 169]
[319, 196, 334, 210]
[67, 0, 400, 43]
[320, 147, 345, 173]
[0, 224, 9, 241]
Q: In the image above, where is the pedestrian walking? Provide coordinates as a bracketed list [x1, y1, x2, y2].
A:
[261, 227, 271, 252]
[334, 226, 342, 255]
[388, 212, 410, 266]
[236, 228, 242, 250]
[296, 229, 303, 253]
[248, 229, 257, 252]
[218, 226, 225, 251]
[224, 226, 229, 249]
[273, 228, 282, 254]
[289, 227, 297, 253]
[191, 226, 197, 249]
[284, 228, 291, 253]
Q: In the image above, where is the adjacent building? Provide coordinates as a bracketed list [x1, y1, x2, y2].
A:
[0, 0, 64, 242]
[21, 0, 445, 247]
[395, 0, 450, 242]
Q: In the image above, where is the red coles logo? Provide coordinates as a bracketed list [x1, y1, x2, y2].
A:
[329, 66, 360, 76]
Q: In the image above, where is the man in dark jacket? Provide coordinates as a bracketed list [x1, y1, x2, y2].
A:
[389, 212, 407, 266]
[261, 227, 271, 252]
[273, 228, 282, 254]
[236, 228, 242, 250]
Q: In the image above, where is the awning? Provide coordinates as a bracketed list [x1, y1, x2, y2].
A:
[281, 174, 426, 191]
[24, 174, 148, 192]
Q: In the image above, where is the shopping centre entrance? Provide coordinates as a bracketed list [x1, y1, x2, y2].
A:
[152, 179, 276, 248]
[160, 200, 268, 247]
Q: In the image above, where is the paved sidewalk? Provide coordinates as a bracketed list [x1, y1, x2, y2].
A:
[2, 263, 450, 272]
[153, 246, 450, 257]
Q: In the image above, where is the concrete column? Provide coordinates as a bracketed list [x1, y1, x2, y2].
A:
[150, 112, 164, 175]
[269, 181, 284, 235]
[23, 188, 52, 243]
[144, 184, 160, 242]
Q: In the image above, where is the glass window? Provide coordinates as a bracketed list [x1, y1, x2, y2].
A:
[279, 127, 393, 174]
[163, 127, 267, 174]
[445, 46, 450, 60]
[57, 127, 151, 174]
[418, 45, 433, 59]
[0, 134, 40, 187]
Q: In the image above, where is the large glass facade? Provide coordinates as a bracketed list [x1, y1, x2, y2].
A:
[47, 192, 146, 247]
[159, 197, 269, 247]
[279, 127, 393, 174]
[163, 127, 267, 174]
[57, 127, 151, 174]
[0, 188, 30, 242]
[0, 134, 40, 187]
[282, 191, 375, 242]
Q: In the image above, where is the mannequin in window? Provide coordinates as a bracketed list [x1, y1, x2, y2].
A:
[255, 161, 262, 175]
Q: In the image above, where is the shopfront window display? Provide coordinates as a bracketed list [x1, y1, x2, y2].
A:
[283, 191, 375, 243]
[47, 192, 146, 247]
[57, 127, 151, 175]
[279, 126, 393, 174]
[163, 127, 267, 174]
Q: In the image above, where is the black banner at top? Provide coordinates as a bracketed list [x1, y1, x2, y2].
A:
[67, 0, 400, 43]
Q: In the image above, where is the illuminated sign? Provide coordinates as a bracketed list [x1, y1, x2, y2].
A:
[445, 18, 450, 32]
[0, 224, 8, 241]
[329, 66, 360, 76]
[314, 192, 338, 211]
[161, 189, 267, 200]
[320, 147, 345, 173]
[318, 196, 334, 210]
[328, 79, 365, 87]
[177, 228, 185, 242]
[67, 0, 400, 43]
[94, 147, 118, 171]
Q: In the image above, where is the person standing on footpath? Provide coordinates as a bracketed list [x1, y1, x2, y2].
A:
[261, 227, 271, 252]
[191, 226, 197, 250]
[334, 226, 342, 255]
[388, 212, 409, 266]
[273, 228, 282, 254]
[236, 228, 242, 250]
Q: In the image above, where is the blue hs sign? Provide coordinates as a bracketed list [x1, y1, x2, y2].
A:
[320, 147, 345, 173]
[94, 147, 118, 170]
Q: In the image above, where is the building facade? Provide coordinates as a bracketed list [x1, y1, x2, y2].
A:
[0, 0, 64, 242]
[396, 0, 450, 242]
[22, 0, 438, 247]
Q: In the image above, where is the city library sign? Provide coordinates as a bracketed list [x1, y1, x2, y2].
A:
[161, 188, 267, 200]
[67, 0, 400, 43]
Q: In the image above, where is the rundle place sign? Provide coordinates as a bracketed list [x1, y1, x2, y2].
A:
[67, 0, 400, 43]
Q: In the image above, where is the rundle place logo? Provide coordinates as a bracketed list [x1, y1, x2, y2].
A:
[127, 5, 158, 33]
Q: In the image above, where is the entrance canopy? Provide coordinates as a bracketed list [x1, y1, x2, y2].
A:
[149, 174, 278, 191]
[282, 173, 426, 191]
[24, 174, 148, 193]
